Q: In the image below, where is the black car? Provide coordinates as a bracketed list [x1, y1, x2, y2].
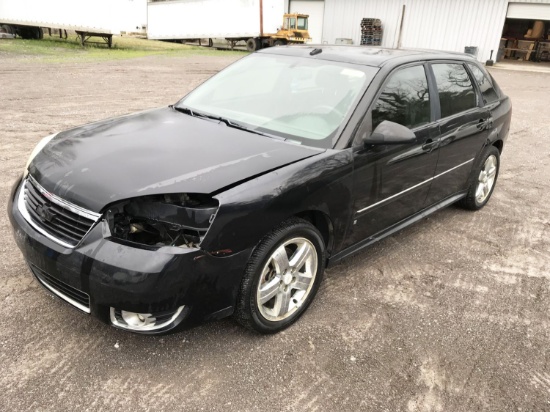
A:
[8, 46, 511, 334]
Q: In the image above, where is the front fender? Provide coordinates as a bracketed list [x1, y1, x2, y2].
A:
[201, 150, 354, 255]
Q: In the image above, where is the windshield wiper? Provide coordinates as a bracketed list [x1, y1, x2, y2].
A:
[173, 105, 287, 141]
[222, 120, 287, 141]
[172, 105, 196, 116]
[173, 105, 231, 124]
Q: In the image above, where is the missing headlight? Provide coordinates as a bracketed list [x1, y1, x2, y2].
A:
[106, 194, 218, 249]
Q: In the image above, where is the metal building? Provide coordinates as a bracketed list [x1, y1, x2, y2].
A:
[287, 0, 550, 62]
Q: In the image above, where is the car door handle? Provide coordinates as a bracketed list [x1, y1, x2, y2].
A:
[422, 139, 438, 152]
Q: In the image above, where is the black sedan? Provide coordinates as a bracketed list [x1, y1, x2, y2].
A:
[8, 46, 511, 334]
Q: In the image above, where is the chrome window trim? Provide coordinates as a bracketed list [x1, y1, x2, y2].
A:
[17, 177, 101, 249]
[356, 158, 474, 214]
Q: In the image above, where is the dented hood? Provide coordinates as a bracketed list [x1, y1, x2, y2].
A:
[29, 107, 324, 212]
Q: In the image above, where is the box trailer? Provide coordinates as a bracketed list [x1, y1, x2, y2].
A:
[0, 0, 147, 47]
[147, 0, 310, 51]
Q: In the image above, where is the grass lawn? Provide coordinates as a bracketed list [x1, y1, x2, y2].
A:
[0, 34, 246, 62]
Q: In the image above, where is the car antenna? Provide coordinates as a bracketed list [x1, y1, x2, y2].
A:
[310, 48, 322, 56]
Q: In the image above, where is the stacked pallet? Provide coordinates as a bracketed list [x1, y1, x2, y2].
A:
[360, 18, 382, 46]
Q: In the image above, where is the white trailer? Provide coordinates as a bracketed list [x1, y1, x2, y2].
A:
[147, 0, 289, 51]
[0, 0, 147, 47]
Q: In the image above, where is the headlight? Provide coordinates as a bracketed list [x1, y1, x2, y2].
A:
[23, 132, 58, 177]
[105, 193, 218, 249]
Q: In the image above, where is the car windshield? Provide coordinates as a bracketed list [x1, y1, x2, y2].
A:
[177, 53, 377, 148]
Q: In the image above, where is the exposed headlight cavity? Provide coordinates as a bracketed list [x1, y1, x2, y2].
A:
[106, 193, 218, 249]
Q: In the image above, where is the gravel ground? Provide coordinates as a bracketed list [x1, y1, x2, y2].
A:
[0, 53, 549, 412]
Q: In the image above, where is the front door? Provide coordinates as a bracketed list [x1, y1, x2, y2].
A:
[344, 64, 440, 249]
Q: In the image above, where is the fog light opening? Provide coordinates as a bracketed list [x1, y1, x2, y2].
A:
[121, 310, 155, 328]
[110, 305, 185, 332]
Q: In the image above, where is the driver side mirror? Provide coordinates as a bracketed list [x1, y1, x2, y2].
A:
[364, 120, 417, 145]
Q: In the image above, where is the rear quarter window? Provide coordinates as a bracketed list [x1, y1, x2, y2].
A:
[468, 63, 500, 104]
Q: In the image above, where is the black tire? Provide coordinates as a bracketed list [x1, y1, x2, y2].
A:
[18, 26, 41, 40]
[1, 25, 14, 35]
[274, 39, 285, 46]
[246, 37, 259, 52]
[235, 217, 326, 334]
[18, 27, 33, 39]
[459, 145, 500, 210]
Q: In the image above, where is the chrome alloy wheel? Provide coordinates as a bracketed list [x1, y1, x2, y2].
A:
[256, 237, 318, 322]
[476, 154, 498, 204]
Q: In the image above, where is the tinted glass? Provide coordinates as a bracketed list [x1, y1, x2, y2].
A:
[468, 63, 499, 104]
[372, 65, 430, 130]
[432, 63, 476, 118]
[297, 17, 308, 30]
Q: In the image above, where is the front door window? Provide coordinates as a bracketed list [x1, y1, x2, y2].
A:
[289, 18, 296, 29]
[283, 18, 289, 30]
[297, 17, 308, 30]
[372, 65, 431, 130]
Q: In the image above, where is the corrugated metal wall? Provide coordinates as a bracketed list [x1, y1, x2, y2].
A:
[399, 0, 509, 62]
[322, 0, 404, 47]
[322, 0, 550, 62]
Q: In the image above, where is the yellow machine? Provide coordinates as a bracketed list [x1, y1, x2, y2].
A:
[272, 13, 311, 45]
[245, 13, 311, 51]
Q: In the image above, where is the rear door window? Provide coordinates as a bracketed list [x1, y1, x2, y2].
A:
[431, 63, 477, 118]
[371, 65, 431, 130]
[467, 63, 499, 104]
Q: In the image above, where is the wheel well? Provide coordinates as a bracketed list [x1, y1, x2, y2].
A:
[295, 211, 334, 255]
[492, 139, 504, 154]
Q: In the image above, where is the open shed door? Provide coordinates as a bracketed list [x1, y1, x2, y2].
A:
[507, 3, 550, 20]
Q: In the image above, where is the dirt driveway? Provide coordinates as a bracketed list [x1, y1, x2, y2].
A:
[0, 52, 549, 412]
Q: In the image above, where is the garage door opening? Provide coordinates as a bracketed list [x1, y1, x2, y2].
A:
[499, 3, 550, 67]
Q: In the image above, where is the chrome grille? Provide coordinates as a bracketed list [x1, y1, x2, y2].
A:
[20, 176, 101, 248]
[30, 264, 90, 313]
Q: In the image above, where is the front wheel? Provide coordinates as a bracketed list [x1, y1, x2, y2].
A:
[459, 145, 500, 210]
[235, 218, 326, 334]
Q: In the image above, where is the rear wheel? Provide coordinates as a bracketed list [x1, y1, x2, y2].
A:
[235, 218, 325, 334]
[274, 39, 286, 46]
[18, 26, 41, 39]
[459, 145, 500, 210]
[1, 25, 14, 35]
[246, 37, 260, 52]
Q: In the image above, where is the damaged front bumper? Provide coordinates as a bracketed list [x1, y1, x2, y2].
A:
[7, 178, 252, 334]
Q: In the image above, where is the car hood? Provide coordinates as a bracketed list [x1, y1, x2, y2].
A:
[29, 107, 324, 212]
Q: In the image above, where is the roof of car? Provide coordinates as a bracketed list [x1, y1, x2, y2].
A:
[258, 45, 478, 68]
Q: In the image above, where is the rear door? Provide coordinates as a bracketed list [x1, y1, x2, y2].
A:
[424, 62, 491, 205]
[344, 63, 440, 248]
